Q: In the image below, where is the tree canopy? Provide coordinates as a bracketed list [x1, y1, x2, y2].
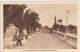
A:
[3, 4, 41, 34]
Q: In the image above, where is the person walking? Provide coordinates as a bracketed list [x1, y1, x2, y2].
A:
[16, 32, 23, 46]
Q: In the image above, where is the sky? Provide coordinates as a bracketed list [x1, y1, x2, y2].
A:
[26, 4, 77, 27]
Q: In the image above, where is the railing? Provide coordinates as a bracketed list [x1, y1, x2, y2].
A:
[53, 31, 77, 48]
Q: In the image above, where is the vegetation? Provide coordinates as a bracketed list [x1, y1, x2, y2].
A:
[3, 4, 41, 35]
[53, 18, 77, 34]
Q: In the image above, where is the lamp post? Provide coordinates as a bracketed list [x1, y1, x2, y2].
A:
[66, 10, 70, 33]
[64, 10, 70, 40]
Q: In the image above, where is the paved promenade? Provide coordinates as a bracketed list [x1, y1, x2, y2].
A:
[12, 32, 74, 49]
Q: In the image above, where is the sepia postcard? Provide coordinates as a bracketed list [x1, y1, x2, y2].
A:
[0, 1, 80, 52]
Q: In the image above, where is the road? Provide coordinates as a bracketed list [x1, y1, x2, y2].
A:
[13, 32, 74, 49]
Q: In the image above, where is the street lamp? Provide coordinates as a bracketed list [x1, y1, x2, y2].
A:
[64, 10, 70, 40]
[66, 10, 70, 33]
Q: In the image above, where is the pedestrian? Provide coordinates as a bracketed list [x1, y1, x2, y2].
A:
[50, 29, 52, 34]
[23, 29, 28, 40]
[25, 34, 28, 40]
[13, 28, 18, 41]
[16, 32, 23, 46]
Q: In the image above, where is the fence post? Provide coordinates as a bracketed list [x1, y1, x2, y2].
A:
[64, 33, 67, 41]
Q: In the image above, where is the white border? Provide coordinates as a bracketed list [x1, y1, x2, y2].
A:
[1, 1, 80, 52]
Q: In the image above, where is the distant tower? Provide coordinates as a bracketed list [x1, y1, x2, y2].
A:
[55, 17, 56, 24]
[53, 16, 57, 30]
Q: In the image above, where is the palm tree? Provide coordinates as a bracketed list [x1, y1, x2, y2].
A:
[4, 4, 41, 36]
[3, 4, 27, 34]
[23, 8, 40, 34]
